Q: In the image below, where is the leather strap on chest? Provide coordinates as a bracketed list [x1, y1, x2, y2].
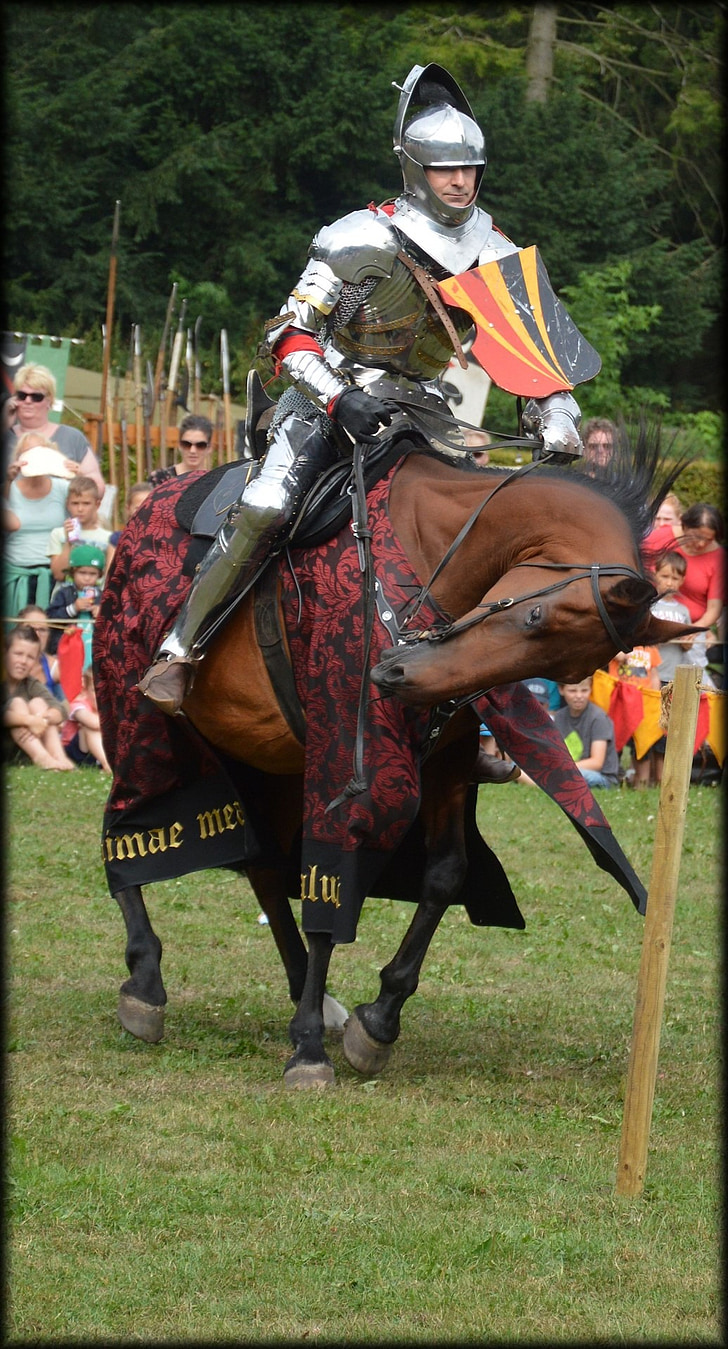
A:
[396, 250, 468, 370]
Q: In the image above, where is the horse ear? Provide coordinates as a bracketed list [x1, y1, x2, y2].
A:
[631, 614, 704, 646]
[603, 577, 701, 647]
[605, 576, 656, 610]
[603, 575, 657, 633]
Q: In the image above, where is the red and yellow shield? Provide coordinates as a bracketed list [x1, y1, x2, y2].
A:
[437, 246, 601, 397]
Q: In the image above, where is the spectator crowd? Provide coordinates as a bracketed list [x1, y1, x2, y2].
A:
[3, 368, 725, 783]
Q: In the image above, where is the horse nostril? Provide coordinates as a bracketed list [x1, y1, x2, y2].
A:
[372, 660, 405, 687]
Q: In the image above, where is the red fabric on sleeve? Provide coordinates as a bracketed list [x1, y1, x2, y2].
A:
[272, 330, 325, 377]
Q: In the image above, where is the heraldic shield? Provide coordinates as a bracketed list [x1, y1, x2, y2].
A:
[437, 245, 601, 397]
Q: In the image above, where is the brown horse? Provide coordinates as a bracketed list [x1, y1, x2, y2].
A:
[104, 431, 694, 1087]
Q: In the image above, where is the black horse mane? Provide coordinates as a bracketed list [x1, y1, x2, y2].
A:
[483, 420, 693, 550]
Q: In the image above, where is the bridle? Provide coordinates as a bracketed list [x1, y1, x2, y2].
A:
[400, 560, 654, 652]
[397, 458, 655, 653]
[331, 443, 654, 805]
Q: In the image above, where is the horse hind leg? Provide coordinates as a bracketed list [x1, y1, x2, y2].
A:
[114, 886, 167, 1043]
[284, 930, 336, 1089]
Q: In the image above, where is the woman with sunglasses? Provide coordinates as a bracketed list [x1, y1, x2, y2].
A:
[3, 362, 105, 496]
[3, 432, 74, 613]
[148, 414, 213, 486]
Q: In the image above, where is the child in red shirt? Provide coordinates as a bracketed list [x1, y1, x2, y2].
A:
[61, 667, 111, 771]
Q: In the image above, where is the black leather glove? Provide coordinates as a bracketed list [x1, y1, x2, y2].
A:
[330, 387, 394, 440]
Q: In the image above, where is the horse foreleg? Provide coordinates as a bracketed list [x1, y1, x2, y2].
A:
[344, 732, 472, 1077]
[114, 886, 167, 1043]
[343, 891, 450, 1076]
[284, 930, 336, 1089]
[244, 862, 349, 1035]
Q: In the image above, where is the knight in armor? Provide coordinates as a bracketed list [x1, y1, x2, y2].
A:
[139, 63, 585, 719]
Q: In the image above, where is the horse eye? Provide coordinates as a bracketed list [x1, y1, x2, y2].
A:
[525, 605, 542, 627]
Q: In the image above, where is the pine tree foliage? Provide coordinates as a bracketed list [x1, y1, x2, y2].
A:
[4, 3, 724, 413]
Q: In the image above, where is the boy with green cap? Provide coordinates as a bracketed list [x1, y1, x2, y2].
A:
[46, 543, 106, 669]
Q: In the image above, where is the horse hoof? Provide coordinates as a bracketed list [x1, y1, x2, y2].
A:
[323, 992, 349, 1037]
[284, 1060, 336, 1090]
[117, 993, 165, 1043]
[343, 1011, 393, 1076]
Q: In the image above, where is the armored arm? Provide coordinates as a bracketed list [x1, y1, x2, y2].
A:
[521, 390, 582, 461]
[263, 209, 400, 414]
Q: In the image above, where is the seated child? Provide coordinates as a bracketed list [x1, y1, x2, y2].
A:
[3, 623, 74, 770]
[649, 550, 712, 782]
[521, 676, 560, 712]
[16, 603, 68, 707]
[552, 675, 620, 789]
[47, 475, 113, 584]
[46, 543, 105, 669]
[61, 667, 111, 771]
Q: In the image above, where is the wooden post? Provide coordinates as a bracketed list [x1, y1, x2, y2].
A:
[615, 666, 703, 1197]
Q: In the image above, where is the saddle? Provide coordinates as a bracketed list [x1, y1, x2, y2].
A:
[176, 425, 411, 550]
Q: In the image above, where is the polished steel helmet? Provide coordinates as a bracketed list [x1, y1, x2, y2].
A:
[393, 63, 486, 227]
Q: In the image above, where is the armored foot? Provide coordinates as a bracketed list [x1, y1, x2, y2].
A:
[322, 992, 349, 1037]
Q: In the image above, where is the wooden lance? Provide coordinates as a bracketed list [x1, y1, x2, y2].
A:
[120, 329, 133, 505]
[143, 360, 154, 477]
[165, 299, 188, 444]
[156, 283, 178, 468]
[615, 666, 703, 1197]
[99, 200, 121, 444]
[133, 324, 144, 483]
[221, 328, 233, 462]
[193, 315, 202, 414]
[105, 370, 119, 528]
[154, 281, 178, 410]
[183, 327, 193, 414]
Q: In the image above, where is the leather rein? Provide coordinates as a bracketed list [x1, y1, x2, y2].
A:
[398, 458, 654, 653]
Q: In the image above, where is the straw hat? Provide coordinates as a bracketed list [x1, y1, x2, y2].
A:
[18, 445, 76, 479]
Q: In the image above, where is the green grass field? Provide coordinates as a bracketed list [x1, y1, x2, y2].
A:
[6, 765, 721, 1343]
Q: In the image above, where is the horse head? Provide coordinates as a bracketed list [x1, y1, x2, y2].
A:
[372, 425, 701, 707]
[370, 563, 699, 707]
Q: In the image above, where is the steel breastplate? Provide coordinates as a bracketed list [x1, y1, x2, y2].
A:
[331, 257, 473, 382]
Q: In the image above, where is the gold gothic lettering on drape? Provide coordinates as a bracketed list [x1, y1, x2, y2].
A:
[300, 865, 342, 908]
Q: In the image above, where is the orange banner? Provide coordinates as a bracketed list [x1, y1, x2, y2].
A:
[590, 669, 725, 765]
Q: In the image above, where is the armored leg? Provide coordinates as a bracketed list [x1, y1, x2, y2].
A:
[138, 416, 339, 715]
